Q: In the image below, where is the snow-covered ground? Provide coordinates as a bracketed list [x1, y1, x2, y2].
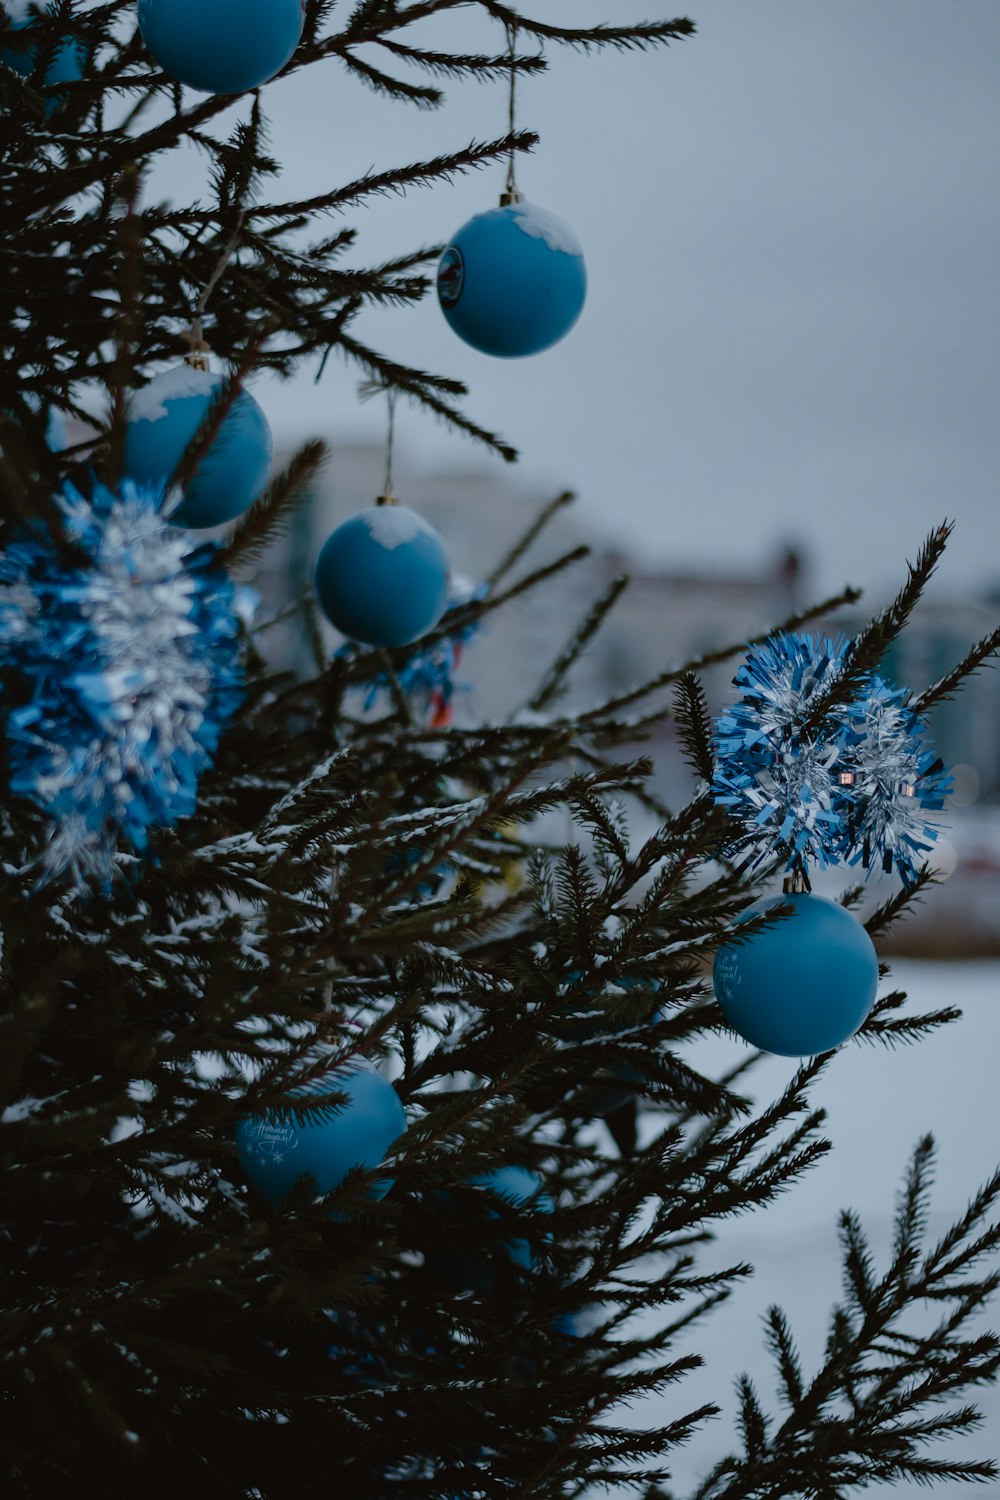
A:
[627, 959, 1000, 1496]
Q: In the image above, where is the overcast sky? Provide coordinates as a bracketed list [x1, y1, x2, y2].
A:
[155, 2, 1000, 603]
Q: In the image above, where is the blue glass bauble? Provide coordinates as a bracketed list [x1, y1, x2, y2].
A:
[437, 200, 587, 358]
[314, 505, 450, 649]
[124, 364, 272, 529]
[137, 0, 303, 95]
[236, 1057, 407, 1208]
[713, 891, 879, 1057]
[1, 2, 84, 112]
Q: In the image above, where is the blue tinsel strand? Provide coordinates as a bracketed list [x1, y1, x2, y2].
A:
[712, 632, 951, 882]
[712, 632, 850, 870]
[0, 479, 247, 888]
[837, 677, 951, 883]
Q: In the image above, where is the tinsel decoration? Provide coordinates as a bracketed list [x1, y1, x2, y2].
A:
[712, 631, 951, 883]
[712, 633, 850, 870]
[838, 677, 950, 882]
[0, 479, 247, 888]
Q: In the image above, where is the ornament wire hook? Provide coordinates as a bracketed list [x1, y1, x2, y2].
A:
[184, 210, 246, 369]
[500, 21, 522, 206]
[377, 388, 398, 507]
[783, 862, 812, 895]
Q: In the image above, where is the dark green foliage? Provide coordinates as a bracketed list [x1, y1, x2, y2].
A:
[2, 4, 999, 1498]
[689, 1139, 1000, 1498]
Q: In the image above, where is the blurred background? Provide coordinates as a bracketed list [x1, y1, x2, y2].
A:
[136, 5, 1000, 1486]
[140, 0, 1000, 954]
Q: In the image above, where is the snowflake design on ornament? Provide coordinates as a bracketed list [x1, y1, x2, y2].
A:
[712, 633, 850, 870]
[0, 479, 249, 889]
[837, 678, 951, 883]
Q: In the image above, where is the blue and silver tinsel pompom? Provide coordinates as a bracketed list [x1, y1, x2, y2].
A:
[712, 632, 950, 883]
[0, 480, 248, 889]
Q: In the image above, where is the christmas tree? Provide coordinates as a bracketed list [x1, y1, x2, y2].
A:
[2, 4, 1000, 1497]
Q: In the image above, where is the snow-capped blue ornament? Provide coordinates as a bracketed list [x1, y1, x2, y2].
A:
[314, 502, 450, 649]
[0, 480, 246, 889]
[124, 363, 272, 529]
[437, 198, 587, 358]
[236, 1057, 407, 1209]
[1, 0, 84, 109]
[137, 0, 303, 95]
[712, 633, 851, 871]
[713, 890, 878, 1056]
[837, 677, 950, 884]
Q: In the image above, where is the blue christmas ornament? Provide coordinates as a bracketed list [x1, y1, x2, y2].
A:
[124, 363, 272, 529]
[437, 199, 587, 358]
[713, 890, 879, 1056]
[137, 0, 303, 95]
[1, 1, 84, 108]
[837, 677, 950, 884]
[0, 480, 247, 889]
[236, 1057, 407, 1209]
[314, 503, 449, 649]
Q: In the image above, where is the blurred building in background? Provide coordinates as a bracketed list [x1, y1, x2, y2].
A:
[255, 440, 1000, 954]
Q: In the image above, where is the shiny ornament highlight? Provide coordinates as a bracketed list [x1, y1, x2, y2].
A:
[713, 891, 878, 1056]
[437, 200, 586, 357]
[236, 1057, 407, 1209]
[314, 504, 449, 649]
[137, 0, 303, 95]
[124, 364, 272, 529]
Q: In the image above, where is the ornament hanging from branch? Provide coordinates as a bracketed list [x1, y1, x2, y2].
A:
[314, 389, 450, 649]
[137, 0, 303, 96]
[709, 629, 952, 1057]
[236, 1056, 407, 1211]
[436, 22, 587, 358]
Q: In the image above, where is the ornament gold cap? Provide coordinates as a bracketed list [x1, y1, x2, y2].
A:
[783, 866, 811, 895]
[499, 186, 523, 207]
[375, 491, 399, 507]
[182, 317, 211, 371]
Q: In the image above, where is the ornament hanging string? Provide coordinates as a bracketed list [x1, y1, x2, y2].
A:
[503, 21, 521, 204]
[183, 210, 246, 368]
[380, 387, 397, 505]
